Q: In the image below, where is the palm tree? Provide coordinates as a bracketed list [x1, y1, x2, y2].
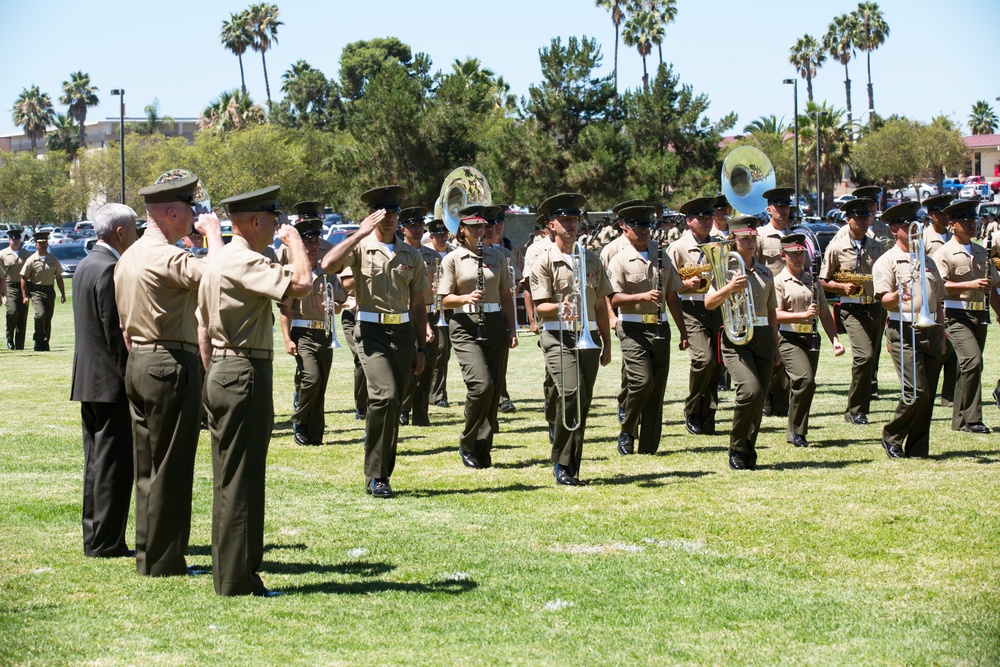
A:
[12, 85, 55, 151]
[743, 115, 786, 136]
[799, 101, 853, 206]
[788, 34, 825, 103]
[247, 3, 282, 112]
[824, 13, 858, 131]
[852, 2, 889, 115]
[595, 0, 627, 92]
[46, 113, 81, 157]
[127, 98, 175, 135]
[628, 0, 676, 65]
[622, 9, 656, 92]
[59, 71, 98, 148]
[969, 100, 999, 135]
[220, 11, 254, 95]
[199, 90, 266, 135]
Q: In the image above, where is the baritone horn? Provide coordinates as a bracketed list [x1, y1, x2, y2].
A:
[721, 146, 775, 217]
[434, 166, 492, 235]
[701, 240, 755, 345]
[556, 241, 600, 431]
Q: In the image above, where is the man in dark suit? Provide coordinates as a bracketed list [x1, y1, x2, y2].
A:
[71, 203, 138, 558]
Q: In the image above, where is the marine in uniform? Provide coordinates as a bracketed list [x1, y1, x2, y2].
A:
[199, 186, 312, 596]
[19, 231, 66, 351]
[427, 219, 455, 408]
[278, 204, 346, 445]
[438, 206, 518, 468]
[607, 204, 688, 455]
[712, 195, 731, 238]
[522, 218, 558, 433]
[320, 185, 430, 498]
[114, 174, 223, 576]
[483, 206, 521, 414]
[0, 227, 31, 349]
[666, 197, 726, 436]
[773, 233, 846, 447]
[932, 199, 1000, 433]
[71, 203, 138, 557]
[338, 265, 368, 419]
[399, 206, 438, 426]
[922, 194, 957, 407]
[820, 198, 885, 425]
[872, 201, 946, 458]
[705, 216, 779, 470]
[529, 193, 613, 486]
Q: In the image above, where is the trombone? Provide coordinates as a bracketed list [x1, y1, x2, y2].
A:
[556, 241, 600, 431]
[899, 221, 937, 405]
[323, 277, 342, 349]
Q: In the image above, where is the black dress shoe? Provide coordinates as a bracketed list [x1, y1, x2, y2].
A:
[434, 399, 450, 408]
[960, 422, 991, 434]
[844, 412, 869, 425]
[939, 397, 954, 408]
[293, 431, 310, 446]
[881, 439, 904, 459]
[398, 412, 409, 426]
[554, 465, 583, 486]
[617, 404, 625, 424]
[728, 448, 748, 470]
[370, 478, 394, 498]
[5, 340, 12, 350]
[355, 410, 366, 420]
[685, 412, 702, 435]
[791, 434, 808, 448]
[460, 448, 483, 469]
[617, 432, 634, 456]
[762, 397, 773, 417]
[476, 442, 492, 469]
[548, 422, 555, 445]
[993, 386, 1000, 410]
[499, 399, 516, 413]
[253, 588, 283, 598]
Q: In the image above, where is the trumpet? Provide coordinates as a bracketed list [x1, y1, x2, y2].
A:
[433, 258, 447, 327]
[899, 221, 937, 405]
[701, 240, 755, 345]
[323, 276, 341, 349]
[556, 241, 600, 431]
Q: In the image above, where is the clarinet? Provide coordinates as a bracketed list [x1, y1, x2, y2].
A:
[985, 228, 993, 314]
[475, 237, 487, 342]
[654, 243, 666, 340]
[809, 246, 822, 352]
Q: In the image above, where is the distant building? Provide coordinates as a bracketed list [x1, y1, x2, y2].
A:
[0, 117, 199, 154]
[964, 134, 1000, 178]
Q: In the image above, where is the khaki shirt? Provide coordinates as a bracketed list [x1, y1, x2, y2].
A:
[343, 234, 430, 313]
[522, 236, 552, 283]
[283, 269, 346, 321]
[408, 242, 439, 304]
[197, 235, 292, 350]
[600, 234, 630, 271]
[491, 243, 521, 289]
[820, 231, 884, 301]
[20, 252, 62, 286]
[438, 245, 513, 304]
[608, 242, 683, 315]
[757, 222, 791, 275]
[873, 244, 945, 320]
[707, 261, 776, 318]
[666, 226, 684, 244]
[932, 237, 999, 303]
[774, 267, 829, 313]
[923, 225, 950, 257]
[115, 226, 206, 345]
[529, 243, 612, 322]
[666, 230, 712, 291]
[598, 226, 619, 248]
[0, 247, 30, 283]
[833, 219, 893, 247]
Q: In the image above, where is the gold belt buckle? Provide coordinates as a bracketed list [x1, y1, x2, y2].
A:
[793, 323, 814, 333]
[640, 314, 658, 324]
[969, 302, 986, 311]
[382, 313, 403, 325]
[309, 321, 325, 330]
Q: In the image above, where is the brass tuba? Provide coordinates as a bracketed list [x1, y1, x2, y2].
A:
[721, 146, 775, 217]
[701, 240, 755, 345]
[434, 166, 492, 235]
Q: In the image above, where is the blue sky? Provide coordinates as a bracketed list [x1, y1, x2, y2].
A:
[3, 0, 998, 137]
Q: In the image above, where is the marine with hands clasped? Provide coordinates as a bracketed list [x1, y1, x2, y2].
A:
[114, 174, 224, 577]
[438, 205, 518, 469]
[19, 231, 66, 351]
[819, 198, 885, 426]
[198, 186, 313, 596]
[871, 201, 947, 458]
[607, 204, 689, 455]
[529, 193, 613, 486]
[320, 185, 430, 499]
[666, 197, 726, 436]
[0, 227, 31, 349]
[932, 199, 1000, 434]
[398, 206, 439, 427]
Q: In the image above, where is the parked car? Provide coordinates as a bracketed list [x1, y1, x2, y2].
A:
[963, 175, 1000, 194]
[832, 194, 856, 208]
[790, 220, 840, 256]
[960, 183, 992, 201]
[48, 243, 89, 278]
[324, 224, 360, 246]
[892, 183, 939, 200]
[942, 177, 966, 196]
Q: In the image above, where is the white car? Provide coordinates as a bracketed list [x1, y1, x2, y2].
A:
[833, 194, 856, 207]
[892, 183, 939, 200]
[960, 183, 992, 201]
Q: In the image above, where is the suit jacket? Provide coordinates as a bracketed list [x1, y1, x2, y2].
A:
[71, 244, 129, 403]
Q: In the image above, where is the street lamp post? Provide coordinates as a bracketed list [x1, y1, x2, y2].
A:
[783, 78, 799, 211]
[811, 111, 825, 216]
[110, 88, 125, 204]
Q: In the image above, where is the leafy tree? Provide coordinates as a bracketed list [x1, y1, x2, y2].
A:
[789, 34, 825, 103]
[852, 2, 889, 115]
[273, 60, 342, 130]
[0, 150, 77, 225]
[12, 85, 54, 152]
[47, 113, 81, 158]
[566, 122, 632, 207]
[220, 11, 254, 95]
[743, 115, 786, 136]
[476, 118, 561, 208]
[622, 10, 657, 91]
[191, 125, 302, 205]
[339, 37, 417, 101]
[851, 117, 922, 196]
[247, 2, 282, 111]
[59, 71, 98, 148]
[594, 0, 627, 92]
[199, 90, 266, 135]
[824, 14, 858, 131]
[918, 117, 968, 187]
[968, 100, 999, 135]
[127, 98, 175, 136]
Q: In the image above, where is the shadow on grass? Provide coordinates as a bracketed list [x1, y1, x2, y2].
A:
[761, 459, 869, 471]
[281, 576, 478, 597]
[262, 559, 393, 577]
[593, 470, 713, 487]
[187, 543, 308, 557]
[404, 483, 544, 498]
[492, 458, 547, 470]
[398, 445, 455, 457]
[932, 449, 999, 464]
[669, 445, 729, 454]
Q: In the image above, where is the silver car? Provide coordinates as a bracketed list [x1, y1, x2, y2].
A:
[48, 243, 89, 278]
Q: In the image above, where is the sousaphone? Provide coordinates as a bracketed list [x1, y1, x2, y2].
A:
[434, 167, 492, 235]
[721, 146, 775, 217]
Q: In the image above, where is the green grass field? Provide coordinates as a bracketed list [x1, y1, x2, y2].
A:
[1, 284, 998, 666]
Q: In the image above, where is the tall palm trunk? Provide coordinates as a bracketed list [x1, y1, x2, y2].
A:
[77, 114, 86, 149]
[865, 51, 874, 114]
[806, 75, 814, 103]
[261, 51, 272, 111]
[658, 43, 663, 65]
[641, 55, 648, 93]
[613, 27, 619, 93]
[238, 54, 247, 96]
[842, 63, 853, 129]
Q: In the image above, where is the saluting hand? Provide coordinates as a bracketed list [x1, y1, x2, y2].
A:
[194, 211, 221, 236]
[276, 224, 302, 247]
[358, 209, 387, 237]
